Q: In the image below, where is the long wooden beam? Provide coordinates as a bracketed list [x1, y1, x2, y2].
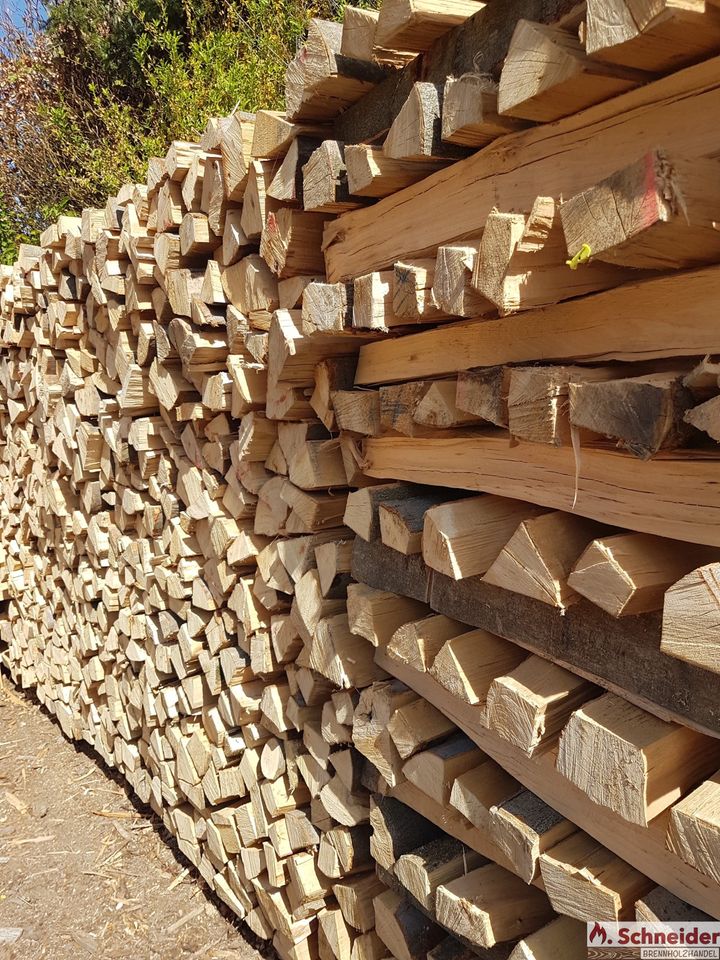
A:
[361, 436, 720, 546]
[375, 646, 720, 918]
[354, 265, 720, 385]
[324, 54, 720, 279]
[351, 536, 720, 737]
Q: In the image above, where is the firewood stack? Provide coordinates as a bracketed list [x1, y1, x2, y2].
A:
[3, 0, 720, 955]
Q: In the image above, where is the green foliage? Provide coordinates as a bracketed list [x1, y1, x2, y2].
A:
[0, 0, 354, 262]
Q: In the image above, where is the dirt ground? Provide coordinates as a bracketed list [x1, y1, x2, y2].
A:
[0, 672, 266, 960]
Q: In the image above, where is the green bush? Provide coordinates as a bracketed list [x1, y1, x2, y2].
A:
[0, 0, 358, 262]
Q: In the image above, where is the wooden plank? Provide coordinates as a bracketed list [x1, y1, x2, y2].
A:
[361, 435, 720, 546]
[354, 264, 720, 385]
[351, 537, 720, 737]
[325, 53, 720, 279]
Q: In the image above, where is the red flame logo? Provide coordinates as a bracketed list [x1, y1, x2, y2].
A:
[589, 923, 608, 944]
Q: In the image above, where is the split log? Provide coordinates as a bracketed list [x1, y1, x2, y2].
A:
[422, 495, 546, 579]
[488, 789, 575, 883]
[483, 656, 595, 756]
[568, 371, 695, 459]
[483, 512, 609, 612]
[498, 20, 643, 122]
[428, 628, 525, 705]
[661, 563, 720, 674]
[384, 83, 466, 162]
[345, 145, 447, 199]
[539, 830, 653, 921]
[375, 0, 485, 54]
[379, 490, 456, 555]
[556, 692, 720, 826]
[341, 6, 380, 61]
[402, 733, 482, 805]
[251, 109, 328, 159]
[441, 75, 526, 147]
[435, 862, 554, 947]
[455, 367, 509, 428]
[667, 772, 720, 885]
[560, 151, 720, 270]
[369, 795, 441, 870]
[508, 917, 587, 960]
[394, 836, 485, 910]
[373, 888, 445, 960]
[686, 395, 720, 442]
[387, 614, 464, 672]
[584, 0, 720, 72]
[303, 141, 365, 214]
[567, 533, 720, 618]
[285, 19, 389, 122]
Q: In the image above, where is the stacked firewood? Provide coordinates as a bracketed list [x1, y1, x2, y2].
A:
[3, 0, 720, 956]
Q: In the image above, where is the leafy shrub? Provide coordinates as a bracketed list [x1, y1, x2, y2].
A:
[0, 0, 360, 262]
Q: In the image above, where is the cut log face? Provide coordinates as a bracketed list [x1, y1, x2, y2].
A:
[369, 795, 441, 871]
[635, 886, 713, 923]
[402, 733, 484, 805]
[482, 511, 609, 611]
[539, 830, 654, 922]
[384, 83, 466, 162]
[432, 243, 493, 319]
[568, 371, 695, 459]
[667, 771, 720, 884]
[341, 6, 379, 61]
[394, 836, 485, 910]
[560, 151, 720, 270]
[498, 20, 643, 123]
[508, 916, 588, 960]
[387, 613, 465, 672]
[345, 145, 446, 198]
[685, 394, 720, 442]
[455, 367, 509, 427]
[435, 861, 554, 947]
[422, 495, 547, 580]
[661, 563, 720, 673]
[442, 75, 527, 147]
[488, 788, 576, 884]
[584, 0, 720, 73]
[507, 365, 616, 446]
[375, 0, 486, 54]
[428, 628, 526, 706]
[567, 533, 720, 618]
[449, 758, 520, 835]
[285, 19, 389, 123]
[373, 888, 445, 960]
[483, 655, 596, 756]
[556, 692, 720, 826]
